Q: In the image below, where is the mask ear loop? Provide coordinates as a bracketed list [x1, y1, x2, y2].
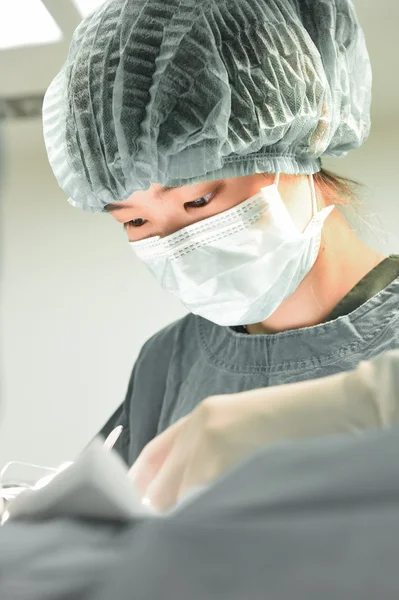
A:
[275, 172, 317, 215]
[309, 174, 318, 217]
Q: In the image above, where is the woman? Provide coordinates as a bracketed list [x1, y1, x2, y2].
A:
[43, 0, 399, 510]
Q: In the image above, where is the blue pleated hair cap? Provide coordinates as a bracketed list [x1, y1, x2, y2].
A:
[42, 0, 372, 212]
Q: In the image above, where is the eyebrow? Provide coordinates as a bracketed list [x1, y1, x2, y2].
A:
[104, 186, 179, 212]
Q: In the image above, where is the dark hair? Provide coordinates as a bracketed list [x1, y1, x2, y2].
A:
[314, 168, 363, 207]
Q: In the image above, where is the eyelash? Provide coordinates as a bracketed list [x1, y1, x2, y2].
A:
[123, 191, 216, 229]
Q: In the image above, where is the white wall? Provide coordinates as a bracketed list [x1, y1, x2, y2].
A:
[1, 116, 398, 472]
[0, 120, 189, 470]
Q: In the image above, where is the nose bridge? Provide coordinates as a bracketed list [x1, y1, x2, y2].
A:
[151, 194, 189, 238]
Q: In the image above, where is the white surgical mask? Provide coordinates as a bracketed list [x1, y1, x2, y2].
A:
[130, 174, 334, 327]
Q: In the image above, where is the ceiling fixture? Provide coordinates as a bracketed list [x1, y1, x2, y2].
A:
[0, 0, 62, 50]
[72, 0, 107, 18]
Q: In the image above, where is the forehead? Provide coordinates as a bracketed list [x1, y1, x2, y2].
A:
[104, 180, 223, 212]
[104, 185, 179, 212]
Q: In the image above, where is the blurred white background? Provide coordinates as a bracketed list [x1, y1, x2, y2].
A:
[0, 0, 398, 470]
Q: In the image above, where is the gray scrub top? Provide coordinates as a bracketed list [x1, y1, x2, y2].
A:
[101, 273, 399, 466]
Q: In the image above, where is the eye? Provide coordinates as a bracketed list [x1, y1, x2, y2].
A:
[123, 191, 215, 229]
[123, 218, 147, 229]
[184, 191, 215, 209]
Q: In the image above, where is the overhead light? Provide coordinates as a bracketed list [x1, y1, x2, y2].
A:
[72, 0, 107, 18]
[0, 0, 62, 50]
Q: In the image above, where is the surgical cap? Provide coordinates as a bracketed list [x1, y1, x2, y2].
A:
[42, 0, 372, 213]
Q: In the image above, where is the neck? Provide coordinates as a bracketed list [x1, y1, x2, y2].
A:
[245, 209, 387, 335]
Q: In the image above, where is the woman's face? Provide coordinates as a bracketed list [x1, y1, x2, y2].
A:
[105, 173, 273, 241]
